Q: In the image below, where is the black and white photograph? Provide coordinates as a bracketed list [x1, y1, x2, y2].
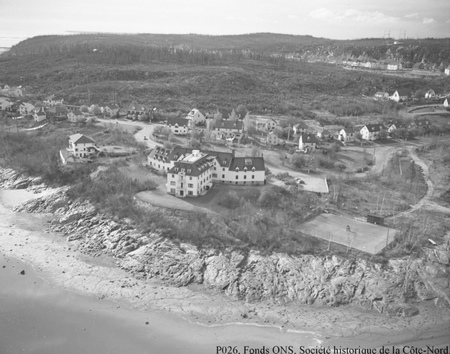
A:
[1, 0, 450, 353]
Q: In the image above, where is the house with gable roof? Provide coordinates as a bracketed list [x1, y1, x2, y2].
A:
[360, 124, 385, 141]
[424, 89, 436, 100]
[33, 107, 47, 122]
[103, 104, 120, 117]
[186, 108, 206, 126]
[167, 117, 190, 135]
[266, 131, 280, 145]
[214, 119, 244, 139]
[338, 127, 356, 143]
[127, 102, 149, 120]
[67, 134, 98, 158]
[299, 132, 319, 151]
[48, 105, 68, 120]
[387, 61, 402, 71]
[390, 89, 411, 102]
[19, 102, 35, 116]
[68, 110, 86, 123]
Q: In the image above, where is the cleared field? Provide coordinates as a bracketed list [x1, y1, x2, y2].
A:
[300, 214, 398, 254]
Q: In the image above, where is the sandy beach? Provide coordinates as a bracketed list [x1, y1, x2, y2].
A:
[1, 189, 449, 352]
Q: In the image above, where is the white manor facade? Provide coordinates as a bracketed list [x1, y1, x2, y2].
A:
[151, 146, 266, 198]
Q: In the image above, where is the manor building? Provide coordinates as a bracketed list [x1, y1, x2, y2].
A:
[151, 146, 266, 198]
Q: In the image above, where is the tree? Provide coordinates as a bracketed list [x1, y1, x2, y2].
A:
[190, 138, 201, 149]
[290, 153, 306, 168]
[250, 146, 261, 157]
[80, 105, 89, 113]
[356, 132, 363, 146]
[235, 104, 248, 118]
[378, 129, 388, 140]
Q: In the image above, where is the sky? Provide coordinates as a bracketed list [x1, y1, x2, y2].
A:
[1, 0, 449, 47]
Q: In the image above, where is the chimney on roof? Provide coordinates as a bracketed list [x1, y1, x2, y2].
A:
[231, 149, 235, 158]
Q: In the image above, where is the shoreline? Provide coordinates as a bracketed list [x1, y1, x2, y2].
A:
[1, 188, 450, 350]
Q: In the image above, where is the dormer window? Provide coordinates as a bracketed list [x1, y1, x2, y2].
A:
[175, 168, 179, 172]
[235, 167, 239, 172]
[252, 167, 255, 172]
[187, 169, 191, 173]
[244, 167, 247, 172]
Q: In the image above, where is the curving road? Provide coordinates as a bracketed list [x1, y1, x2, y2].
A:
[97, 118, 164, 149]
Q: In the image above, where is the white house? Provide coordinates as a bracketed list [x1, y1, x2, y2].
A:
[33, 107, 47, 122]
[390, 89, 411, 102]
[444, 98, 449, 108]
[67, 134, 97, 158]
[445, 66, 450, 76]
[338, 127, 356, 143]
[166, 150, 213, 198]
[387, 61, 402, 71]
[167, 117, 190, 135]
[360, 124, 385, 141]
[19, 102, 35, 116]
[186, 109, 206, 126]
[424, 89, 436, 100]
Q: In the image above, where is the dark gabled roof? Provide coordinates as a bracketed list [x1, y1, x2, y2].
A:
[396, 89, 411, 96]
[168, 155, 212, 177]
[301, 132, 320, 144]
[203, 150, 233, 168]
[365, 124, 385, 132]
[216, 120, 243, 130]
[294, 121, 309, 130]
[229, 157, 265, 171]
[70, 110, 83, 116]
[149, 145, 192, 163]
[49, 105, 68, 113]
[167, 117, 190, 127]
[69, 133, 96, 144]
[343, 127, 355, 134]
[105, 104, 119, 110]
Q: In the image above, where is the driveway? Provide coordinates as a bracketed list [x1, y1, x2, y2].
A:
[97, 118, 163, 149]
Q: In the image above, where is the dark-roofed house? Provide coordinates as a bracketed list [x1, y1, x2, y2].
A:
[360, 124, 385, 141]
[390, 89, 411, 102]
[127, 102, 149, 120]
[214, 120, 244, 139]
[227, 156, 265, 185]
[33, 107, 47, 123]
[166, 150, 213, 197]
[167, 117, 190, 135]
[68, 110, 86, 123]
[299, 132, 319, 151]
[103, 104, 120, 117]
[67, 134, 97, 158]
[48, 105, 68, 120]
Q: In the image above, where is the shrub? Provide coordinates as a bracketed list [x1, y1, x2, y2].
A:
[217, 192, 241, 209]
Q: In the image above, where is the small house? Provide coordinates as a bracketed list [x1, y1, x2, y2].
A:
[424, 89, 436, 100]
[360, 124, 385, 141]
[167, 117, 190, 135]
[299, 132, 319, 152]
[103, 104, 120, 117]
[390, 89, 411, 102]
[338, 127, 356, 143]
[19, 102, 35, 116]
[266, 132, 279, 146]
[374, 91, 389, 101]
[387, 61, 402, 71]
[33, 107, 47, 122]
[67, 110, 86, 123]
[214, 120, 244, 139]
[186, 108, 206, 126]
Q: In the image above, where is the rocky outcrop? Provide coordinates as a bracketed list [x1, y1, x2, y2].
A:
[0, 167, 44, 190]
[14, 189, 450, 317]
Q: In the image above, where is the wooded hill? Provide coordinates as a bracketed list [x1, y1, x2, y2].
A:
[1, 33, 449, 115]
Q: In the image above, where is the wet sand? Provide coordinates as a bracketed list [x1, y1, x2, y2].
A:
[1, 189, 449, 352]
